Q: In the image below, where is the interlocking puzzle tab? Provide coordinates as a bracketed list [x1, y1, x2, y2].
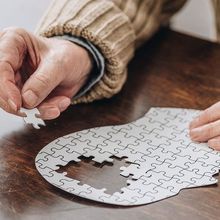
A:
[21, 108, 45, 129]
[35, 108, 220, 206]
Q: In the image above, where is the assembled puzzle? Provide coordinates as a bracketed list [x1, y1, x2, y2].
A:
[35, 108, 220, 206]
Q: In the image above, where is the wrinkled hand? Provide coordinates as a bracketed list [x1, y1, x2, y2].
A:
[0, 27, 92, 120]
[190, 101, 220, 150]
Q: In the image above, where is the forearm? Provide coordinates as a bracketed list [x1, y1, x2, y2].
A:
[36, 0, 187, 103]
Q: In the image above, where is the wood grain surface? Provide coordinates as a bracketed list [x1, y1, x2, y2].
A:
[0, 28, 220, 220]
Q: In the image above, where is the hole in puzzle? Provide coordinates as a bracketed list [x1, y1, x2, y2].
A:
[56, 156, 136, 194]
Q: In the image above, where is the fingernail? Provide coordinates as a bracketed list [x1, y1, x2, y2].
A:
[189, 128, 198, 140]
[17, 110, 26, 117]
[189, 117, 198, 129]
[190, 126, 204, 141]
[45, 108, 60, 119]
[189, 121, 194, 129]
[22, 90, 38, 107]
[58, 98, 70, 110]
[8, 99, 17, 112]
[208, 140, 220, 150]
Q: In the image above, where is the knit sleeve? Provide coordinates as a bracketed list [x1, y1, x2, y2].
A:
[36, 0, 186, 104]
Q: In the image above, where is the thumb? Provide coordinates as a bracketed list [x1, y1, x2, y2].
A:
[21, 61, 62, 108]
[38, 96, 71, 120]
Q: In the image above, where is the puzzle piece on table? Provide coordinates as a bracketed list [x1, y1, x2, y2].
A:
[35, 108, 220, 206]
[21, 107, 45, 129]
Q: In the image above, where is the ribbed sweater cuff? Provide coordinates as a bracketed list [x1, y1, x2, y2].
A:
[36, 0, 136, 103]
[53, 35, 105, 100]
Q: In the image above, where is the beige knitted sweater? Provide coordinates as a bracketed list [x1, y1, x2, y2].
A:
[36, 0, 219, 104]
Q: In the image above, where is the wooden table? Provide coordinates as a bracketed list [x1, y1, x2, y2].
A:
[0, 28, 220, 220]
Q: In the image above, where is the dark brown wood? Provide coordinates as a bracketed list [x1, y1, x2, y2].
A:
[1, 28, 220, 220]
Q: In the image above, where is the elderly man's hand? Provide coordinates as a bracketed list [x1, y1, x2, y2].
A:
[190, 102, 220, 150]
[0, 27, 92, 120]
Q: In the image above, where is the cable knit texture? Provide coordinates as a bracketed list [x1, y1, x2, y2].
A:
[35, 0, 188, 104]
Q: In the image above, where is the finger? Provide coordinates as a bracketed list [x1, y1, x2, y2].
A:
[38, 96, 71, 120]
[190, 119, 220, 142]
[0, 62, 22, 112]
[4, 81, 22, 111]
[0, 96, 24, 117]
[0, 28, 26, 70]
[0, 28, 27, 112]
[190, 102, 220, 129]
[22, 59, 63, 109]
[0, 96, 10, 112]
[208, 136, 220, 151]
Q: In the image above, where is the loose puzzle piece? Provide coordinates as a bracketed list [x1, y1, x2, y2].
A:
[21, 107, 45, 129]
[35, 108, 220, 206]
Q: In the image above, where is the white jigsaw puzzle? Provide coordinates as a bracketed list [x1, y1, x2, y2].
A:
[21, 108, 45, 129]
[35, 108, 220, 206]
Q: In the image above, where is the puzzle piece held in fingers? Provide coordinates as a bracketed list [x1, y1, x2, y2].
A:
[21, 108, 45, 129]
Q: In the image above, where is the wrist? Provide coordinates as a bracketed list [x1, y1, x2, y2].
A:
[57, 38, 93, 77]
[52, 35, 105, 100]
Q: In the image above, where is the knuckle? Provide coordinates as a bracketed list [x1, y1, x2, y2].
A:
[207, 125, 215, 139]
[0, 28, 26, 54]
[1, 27, 27, 45]
[12, 33, 25, 44]
[35, 73, 51, 89]
[2, 27, 25, 35]
[202, 109, 212, 122]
